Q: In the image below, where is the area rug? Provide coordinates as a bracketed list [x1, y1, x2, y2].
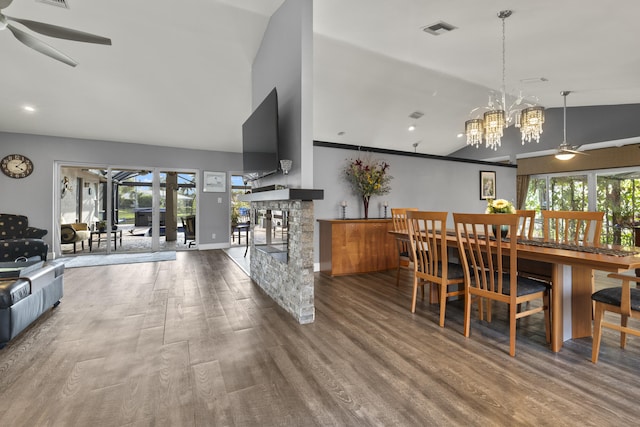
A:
[61, 251, 176, 268]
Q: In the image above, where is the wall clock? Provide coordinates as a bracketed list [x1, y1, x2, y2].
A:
[1, 154, 34, 179]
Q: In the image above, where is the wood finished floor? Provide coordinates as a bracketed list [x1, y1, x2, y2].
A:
[0, 250, 639, 426]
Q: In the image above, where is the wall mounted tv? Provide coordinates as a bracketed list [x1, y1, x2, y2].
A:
[242, 87, 279, 179]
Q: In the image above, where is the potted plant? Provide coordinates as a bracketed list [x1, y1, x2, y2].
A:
[485, 198, 515, 239]
[344, 155, 392, 219]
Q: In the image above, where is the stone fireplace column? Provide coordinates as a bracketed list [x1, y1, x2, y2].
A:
[240, 189, 323, 324]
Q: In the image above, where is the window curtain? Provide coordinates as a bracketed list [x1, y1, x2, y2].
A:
[516, 175, 530, 209]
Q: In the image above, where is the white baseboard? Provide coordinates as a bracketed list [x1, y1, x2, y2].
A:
[198, 243, 231, 250]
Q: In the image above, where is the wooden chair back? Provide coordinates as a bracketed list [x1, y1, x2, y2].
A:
[391, 208, 418, 286]
[515, 209, 535, 239]
[406, 210, 464, 324]
[541, 210, 603, 244]
[391, 208, 417, 233]
[453, 212, 550, 356]
[406, 210, 448, 285]
[454, 213, 518, 300]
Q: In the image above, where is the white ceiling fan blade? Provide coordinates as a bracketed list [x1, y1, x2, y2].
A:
[0, 0, 13, 10]
[565, 149, 588, 155]
[6, 23, 77, 66]
[5, 16, 111, 45]
[557, 143, 588, 156]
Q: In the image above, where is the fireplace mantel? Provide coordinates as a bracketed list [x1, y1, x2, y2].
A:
[239, 188, 323, 202]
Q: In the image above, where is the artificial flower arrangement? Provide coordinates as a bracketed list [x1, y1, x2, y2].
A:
[344, 156, 392, 219]
[485, 198, 516, 214]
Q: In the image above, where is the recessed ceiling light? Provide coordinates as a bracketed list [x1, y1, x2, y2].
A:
[408, 125, 416, 131]
[23, 106, 36, 112]
[457, 133, 464, 138]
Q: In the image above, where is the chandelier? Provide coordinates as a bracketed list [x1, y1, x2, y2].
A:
[465, 10, 545, 150]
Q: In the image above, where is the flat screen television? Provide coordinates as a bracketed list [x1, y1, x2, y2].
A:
[242, 88, 279, 179]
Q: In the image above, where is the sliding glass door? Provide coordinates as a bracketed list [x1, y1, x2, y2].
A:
[57, 164, 197, 256]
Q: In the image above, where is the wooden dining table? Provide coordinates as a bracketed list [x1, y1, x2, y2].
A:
[390, 229, 640, 352]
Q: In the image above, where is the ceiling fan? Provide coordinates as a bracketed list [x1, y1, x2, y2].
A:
[555, 91, 587, 160]
[0, 0, 111, 67]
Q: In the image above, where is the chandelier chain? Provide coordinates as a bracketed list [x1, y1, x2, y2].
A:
[501, 13, 506, 102]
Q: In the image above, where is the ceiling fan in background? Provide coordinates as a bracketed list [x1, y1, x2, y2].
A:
[0, 0, 111, 67]
[555, 91, 587, 161]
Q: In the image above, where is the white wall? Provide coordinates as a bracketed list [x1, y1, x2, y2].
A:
[312, 144, 518, 264]
[251, 0, 313, 188]
[0, 132, 242, 250]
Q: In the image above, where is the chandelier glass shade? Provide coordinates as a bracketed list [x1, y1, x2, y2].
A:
[520, 106, 545, 143]
[464, 10, 544, 150]
[464, 119, 484, 147]
[483, 110, 506, 149]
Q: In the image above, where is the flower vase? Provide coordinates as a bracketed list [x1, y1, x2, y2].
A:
[362, 195, 370, 219]
[492, 224, 509, 240]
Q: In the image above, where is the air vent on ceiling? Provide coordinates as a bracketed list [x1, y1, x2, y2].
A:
[421, 21, 456, 36]
[37, 0, 70, 9]
[409, 111, 424, 119]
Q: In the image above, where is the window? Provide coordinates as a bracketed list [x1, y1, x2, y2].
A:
[526, 168, 640, 245]
[597, 172, 640, 246]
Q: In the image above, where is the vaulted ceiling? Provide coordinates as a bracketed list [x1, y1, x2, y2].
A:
[1, 0, 639, 160]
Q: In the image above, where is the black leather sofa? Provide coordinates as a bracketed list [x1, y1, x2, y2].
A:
[0, 260, 64, 348]
[0, 213, 49, 261]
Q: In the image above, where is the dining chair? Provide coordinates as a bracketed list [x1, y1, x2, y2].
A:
[406, 211, 464, 326]
[541, 210, 605, 314]
[541, 210, 604, 245]
[181, 215, 196, 247]
[453, 213, 551, 356]
[520, 210, 604, 284]
[591, 272, 640, 363]
[391, 208, 418, 286]
[515, 209, 535, 239]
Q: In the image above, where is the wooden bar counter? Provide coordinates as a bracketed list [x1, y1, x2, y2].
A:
[318, 219, 398, 276]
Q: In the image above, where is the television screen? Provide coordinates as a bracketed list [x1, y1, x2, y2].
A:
[242, 88, 279, 177]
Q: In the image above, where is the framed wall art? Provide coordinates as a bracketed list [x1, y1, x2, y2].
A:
[203, 171, 226, 193]
[480, 170, 496, 200]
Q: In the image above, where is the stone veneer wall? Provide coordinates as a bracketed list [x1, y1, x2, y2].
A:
[249, 199, 315, 324]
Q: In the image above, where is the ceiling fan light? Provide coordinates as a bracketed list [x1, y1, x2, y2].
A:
[465, 119, 484, 147]
[520, 106, 545, 143]
[555, 151, 575, 161]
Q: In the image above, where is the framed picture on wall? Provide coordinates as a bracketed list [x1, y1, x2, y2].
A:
[203, 171, 226, 193]
[480, 170, 496, 200]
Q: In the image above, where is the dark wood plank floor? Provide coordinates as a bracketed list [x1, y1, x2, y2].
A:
[0, 250, 639, 426]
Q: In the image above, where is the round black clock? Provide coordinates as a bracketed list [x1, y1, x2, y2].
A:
[1, 154, 34, 179]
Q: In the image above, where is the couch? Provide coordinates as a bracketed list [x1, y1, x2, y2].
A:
[0, 260, 64, 348]
[61, 223, 91, 253]
[0, 214, 48, 261]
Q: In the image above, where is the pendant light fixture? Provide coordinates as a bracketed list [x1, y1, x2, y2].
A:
[465, 10, 545, 150]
